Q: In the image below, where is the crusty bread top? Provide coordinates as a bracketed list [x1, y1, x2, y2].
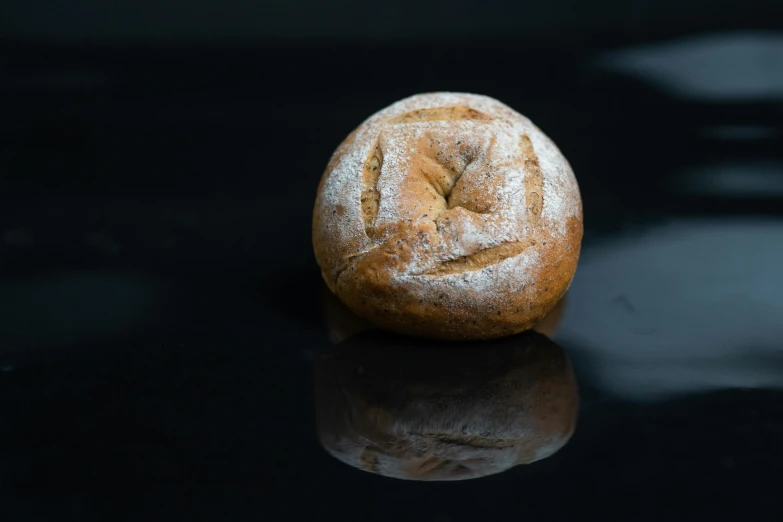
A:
[314, 92, 582, 335]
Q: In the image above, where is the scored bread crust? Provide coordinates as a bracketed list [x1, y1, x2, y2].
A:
[313, 92, 582, 340]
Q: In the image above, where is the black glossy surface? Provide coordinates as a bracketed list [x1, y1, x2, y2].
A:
[1, 33, 783, 520]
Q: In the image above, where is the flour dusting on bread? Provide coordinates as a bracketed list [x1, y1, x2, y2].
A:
[313, 92, 582, 339]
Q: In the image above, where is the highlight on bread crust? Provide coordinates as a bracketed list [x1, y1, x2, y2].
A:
[313, 92, 583, 340]
[314, 330, 579, 481]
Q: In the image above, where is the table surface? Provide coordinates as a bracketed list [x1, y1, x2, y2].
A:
[1, 36, 782, 520]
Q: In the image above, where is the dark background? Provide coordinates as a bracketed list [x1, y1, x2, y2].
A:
[2, 1, 783, 520]
[2, 0, 780, 42]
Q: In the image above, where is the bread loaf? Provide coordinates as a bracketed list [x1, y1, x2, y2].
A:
[313, 92, 582, 339]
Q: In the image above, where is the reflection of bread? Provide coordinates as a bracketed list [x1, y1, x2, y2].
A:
[323, 280, 568, 344]
[313, 93, 582, 340]
[314, 330, 578, 480]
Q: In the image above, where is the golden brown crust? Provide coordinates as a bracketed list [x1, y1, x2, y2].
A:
[313, 92, 582, 340]
[314, 330, 579, 480]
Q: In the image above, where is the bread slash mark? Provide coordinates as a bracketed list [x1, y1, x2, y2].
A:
[387, 105, 493, 124]
[519, 134, 543, 221]
[418, 240, 534, 276]
[361, 141, 383, 237]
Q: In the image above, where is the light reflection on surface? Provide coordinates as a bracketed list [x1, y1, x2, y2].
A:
[700, 125, 779, 141]
[675, 162, 783, 197]
[594, 32, 783, 100]
[560, 219, 783, 400]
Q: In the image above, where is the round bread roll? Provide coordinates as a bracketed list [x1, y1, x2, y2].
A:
[314, 330, 579, 481]
[313, 92, 582, 340]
